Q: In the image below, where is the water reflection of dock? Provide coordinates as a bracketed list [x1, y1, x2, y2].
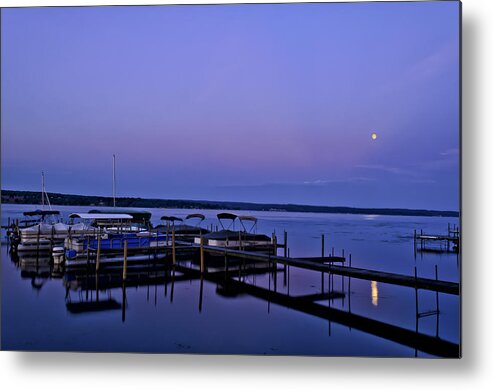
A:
[62, 260, 459, 357]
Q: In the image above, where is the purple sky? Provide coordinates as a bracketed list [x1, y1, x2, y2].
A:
[1, 2, 460, 210]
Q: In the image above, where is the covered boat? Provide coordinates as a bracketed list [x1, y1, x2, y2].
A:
[17, 222, 98, 252]
[152, 214, 209, 242]
[194, 213, 271, 250]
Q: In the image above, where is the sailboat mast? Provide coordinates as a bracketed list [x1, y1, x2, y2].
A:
[41, 171, 45, 208]
[112, 154, 116, 207]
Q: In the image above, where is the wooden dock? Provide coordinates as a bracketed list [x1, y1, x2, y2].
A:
[414, 224, 460, 254]
[195, 244, 459, 295]
[66, 238, 459, 296]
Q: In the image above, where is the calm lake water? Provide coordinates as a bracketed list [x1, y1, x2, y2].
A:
[1, 204, 460, 356]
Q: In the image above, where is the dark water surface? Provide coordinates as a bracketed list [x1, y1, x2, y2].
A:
[1, 204, 460, 356]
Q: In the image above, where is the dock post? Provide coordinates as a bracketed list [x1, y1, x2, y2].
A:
[86, 236, 90, 265]
[283, 260, 287, 287]
[200, 236, 205, 274]
[273, 259, 277, 292]
[414, 266, 418, 319]
[123, 240, 128, 281]
[328, 268, 331, 304]
[321, 234, 325, 292]
[51, 225, 55, 252]
[321, 234, 325, 257]
[284, 230, 288, 257]
[272, 232, 277, 256]
[172, 225, 176, 265]
[287, 263, 290, 295]
[435, 265, 440, 313]
[435, 266, 440, 337]
[36, 224, 41, 254]
[147, 226, 151, 259]
[96, 233, 101, 272]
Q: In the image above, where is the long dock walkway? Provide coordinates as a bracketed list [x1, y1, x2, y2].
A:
[194, 244, 459, 295]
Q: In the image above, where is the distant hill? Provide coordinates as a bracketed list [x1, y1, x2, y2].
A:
[1, 189, 459, 217]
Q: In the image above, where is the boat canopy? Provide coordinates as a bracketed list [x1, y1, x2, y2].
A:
[161, 216, 183, 222]
[186, 213, 205, 221]
[217, 213, 237, 220]
[23, 210, 60, 217]
[238, 215, 257, 222]
[238, 215, 258, 233]
[88, 209, 151, 221]
[217, 213, 237, 230]
[20, 222, 96, 234]
[69, 213, 134, 220]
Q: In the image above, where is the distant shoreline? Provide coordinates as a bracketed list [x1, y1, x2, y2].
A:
[1, 190, 459, 218]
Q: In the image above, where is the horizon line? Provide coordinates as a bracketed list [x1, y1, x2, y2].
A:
[1, 188, 460, 215]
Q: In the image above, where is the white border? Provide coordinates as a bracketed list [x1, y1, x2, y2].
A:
[2, 0, 493, 389]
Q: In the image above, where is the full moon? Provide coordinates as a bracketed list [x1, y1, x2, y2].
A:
[371, 133, 377, 140]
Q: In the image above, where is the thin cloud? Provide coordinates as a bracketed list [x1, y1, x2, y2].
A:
[355, 164, 418, 177]
[302, 177, 376, 186]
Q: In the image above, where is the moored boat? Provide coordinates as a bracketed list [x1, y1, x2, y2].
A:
[194, 213, 271, 251]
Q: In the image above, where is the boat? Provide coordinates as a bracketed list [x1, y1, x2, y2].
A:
[152, 214, 209, 242]
[86, 209, 152, 233]
[18, 209, 61, 228]
[16, 220, 99, 253]
[7, 172, 78, 252]
[194, 213, 272, 250]
[64, 212, 170, 259]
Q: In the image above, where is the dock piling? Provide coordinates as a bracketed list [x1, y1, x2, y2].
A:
[96, 233, 101, 272]
[321, 234, 325, 292]
[321, 234, 325, 257]
[414, 266, 418, 320]
[36, 224, 41, 254]
[272, 232, 277, 256]
[284, 230, 288, 257]
[200, 236, 205, 274]
[123, 240, 128, 281]
[172, 225, 176, 265]
[435, 265, 440, 314]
